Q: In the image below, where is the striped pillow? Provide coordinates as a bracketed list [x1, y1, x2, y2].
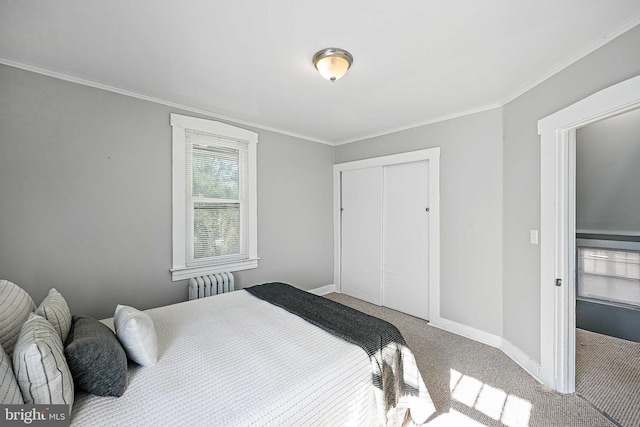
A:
[12, 313, 74, 407]
[0, 279, 36, 358]
[0, 343, 23, 404]
[36, 288, 72, 342]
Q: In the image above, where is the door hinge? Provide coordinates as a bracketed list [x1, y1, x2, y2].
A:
[555, 278, 562, 287]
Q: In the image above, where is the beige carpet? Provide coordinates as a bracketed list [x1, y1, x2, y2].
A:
[576, 328, 640, 427]
[325, 293, 613, 426]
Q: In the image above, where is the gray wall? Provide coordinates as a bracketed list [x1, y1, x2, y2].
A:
[576, 108, 640, 233]
[335, 24, 640, 364]
[2, 22, 639, 366]
[502, 25, 640, 361]
[0, 64, 334, 320]
[334, 108, 504, 337]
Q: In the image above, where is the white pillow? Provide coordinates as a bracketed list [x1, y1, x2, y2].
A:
[0, 279, 36, 358]
[114, 305, 158, 366]
[36, 288, 72, 342]
[0, 343, 23, 404]
[12, 313, 74, 407]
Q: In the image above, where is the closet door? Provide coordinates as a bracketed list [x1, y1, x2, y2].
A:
[340, 167, 382, 305]
[382, 160, 430, 319]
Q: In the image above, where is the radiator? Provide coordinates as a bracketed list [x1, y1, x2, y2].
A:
[188, 272, 235, 300]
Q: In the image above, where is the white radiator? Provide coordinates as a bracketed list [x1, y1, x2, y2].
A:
[188, 272, 235, 300]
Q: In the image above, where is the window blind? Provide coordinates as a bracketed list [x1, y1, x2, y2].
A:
[185, 130, 249, 265]
[578, 246, 640, 307]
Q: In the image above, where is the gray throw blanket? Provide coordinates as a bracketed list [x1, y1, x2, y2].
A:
[245, 282, 435, 426]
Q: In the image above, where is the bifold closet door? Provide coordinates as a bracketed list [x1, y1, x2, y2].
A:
[382, 160, 430, 320]
[340, 167, 382, 305]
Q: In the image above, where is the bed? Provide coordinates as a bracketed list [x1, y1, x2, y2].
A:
[4, 280, 436, 426]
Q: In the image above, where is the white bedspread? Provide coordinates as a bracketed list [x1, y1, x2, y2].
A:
[71, 290, 381, 426]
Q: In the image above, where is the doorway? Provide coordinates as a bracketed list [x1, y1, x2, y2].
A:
[572, 106, 640, 427]
[538, 74, 640, 393]
[575, 109, 640, 341]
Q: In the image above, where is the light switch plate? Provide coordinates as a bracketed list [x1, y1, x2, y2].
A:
[530, 229, 539, 245]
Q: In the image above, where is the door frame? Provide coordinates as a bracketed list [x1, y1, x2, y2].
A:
[333, 148, 441, 321]
[538, 74, 640, 393]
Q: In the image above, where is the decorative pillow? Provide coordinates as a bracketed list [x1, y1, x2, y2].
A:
[0, 343, 23, 404]
[64, 315, 128, 397]
[0, 279, 36, 358]
[114, 304, 158, 366]
[36, 288, 72, 342]
[12, 313, 74, 407]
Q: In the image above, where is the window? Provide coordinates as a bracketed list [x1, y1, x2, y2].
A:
[577, 238, 640, 307]
[170, 114, 258, 281]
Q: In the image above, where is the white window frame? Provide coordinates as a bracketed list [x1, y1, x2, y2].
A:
[170, 113, 258, 281]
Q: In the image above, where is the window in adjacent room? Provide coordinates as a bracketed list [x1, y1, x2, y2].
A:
[170, 114, 258, 281]
[577, 238, 640, 307]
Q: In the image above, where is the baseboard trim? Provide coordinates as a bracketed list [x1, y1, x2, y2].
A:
[309, 284, 336, 296]
[432, 318, 543, 385]
[501, 339, 543, 384]
[430, 317, 502, 349]
[316, 290, 543, 386]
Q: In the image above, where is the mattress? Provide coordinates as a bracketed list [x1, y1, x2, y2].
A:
[71, 290, 432, 426]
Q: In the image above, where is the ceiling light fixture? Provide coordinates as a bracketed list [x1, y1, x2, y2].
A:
[313, 48, 353, 82]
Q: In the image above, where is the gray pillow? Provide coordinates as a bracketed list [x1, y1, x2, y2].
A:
[64, 315, 128, 397]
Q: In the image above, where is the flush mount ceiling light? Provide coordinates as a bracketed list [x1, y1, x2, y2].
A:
[313, 48, 353, 82]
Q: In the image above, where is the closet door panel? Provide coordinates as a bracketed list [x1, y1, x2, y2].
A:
[382, 161, 430, 319]
[340, 167, 382, 305]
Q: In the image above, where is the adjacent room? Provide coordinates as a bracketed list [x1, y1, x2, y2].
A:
[574, 108, 640, 427]
[2, 1, 640, 426]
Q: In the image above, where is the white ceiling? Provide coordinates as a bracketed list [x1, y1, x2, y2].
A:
[2, 1, 640, 145]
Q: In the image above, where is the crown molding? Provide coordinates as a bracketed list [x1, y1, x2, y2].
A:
[501, 17, 640, 106]
[339, 19, 640, 146]
[0, 57, 334, 146]
[3, 16, 640, 148]
[333, 104, 502, 145]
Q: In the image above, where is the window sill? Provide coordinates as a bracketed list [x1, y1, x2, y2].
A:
[171, 258, 259, 281]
